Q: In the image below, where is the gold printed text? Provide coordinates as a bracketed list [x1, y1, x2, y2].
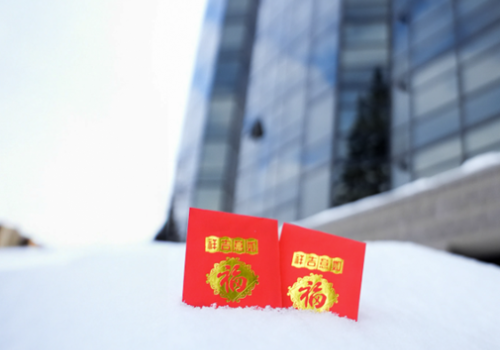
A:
[205, 236, 258, 255]
[291, 251, 344, 274]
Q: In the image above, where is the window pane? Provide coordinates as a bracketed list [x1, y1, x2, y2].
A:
[206, 96, 236, 136]
[392, 124, 410, 156]
[412, 2, 452, 44]
[226, 0, 252, 14]
[338, 108, 357, 136]
[414, 136, 461, 173]
[412, 52, 456, 89]
[459, 22, 500, 62]
[458, 1, 500, 40]
[300, 167, 331, 218]
[194, 187, 223, 211]
[457, 0, 490, 16]
[462, 46, 500, 93]
[305, 93, 334, 146]
[414, 73, 457, 117]
[199, 142, 229, 176]
[220, 22, 247, 50]
[412, 26, 455, 68]
[392, 86, 410, 125]
[465, 117, 500, 156]
[413, 107, 460, 148]
[465, 83, 500, 126]
[303, 136, 332, 170]
[310, 31, 338, 96]
[341, 47, 388, 68]
[344, 23, 388, 46]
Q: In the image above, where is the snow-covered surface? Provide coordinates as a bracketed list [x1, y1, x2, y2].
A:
[297, 152, 500, 230]
[1, 242, 500, 349]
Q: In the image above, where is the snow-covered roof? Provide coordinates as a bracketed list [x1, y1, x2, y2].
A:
[1, 241, 499, 349]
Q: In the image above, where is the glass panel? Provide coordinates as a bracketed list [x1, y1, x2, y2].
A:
[459, 22, 500, 62]
[393, 19, 409, 53]
[391, 124, 410, 156]
[213, 61, 241, 90]
[344, 23, 388, 46]
[413, 106, 460, 148]
[465, 117, 500, 156]
[194, 187, 223, 211]
[412, 52, 456, 89]
[457, 0, 490, 16]
[277, 141, 301, 181]
[303, 136, 332, 170]
[274, 176, 299, 206]
[392, 86, 410, 125]
[226, 0, 252, 15]
[414, 136, 461, 174]
[462, 46, 500, 93]
[305, 93, 334, 146]
[412, 26, 455, 68]
[219, 22, 247, 50]
[465, 83, 500, 126]
[412, 2, 452, 44]
[416, 158, 461, 178]
[206, 95, 236, 136]
[344, 5, 388, 20]
[310, 31, 338, 96]
[341, 47, 388, 68]
[391, 156, 411, 188]
[199, 142, 229, 176]
[300, 166, 331, 218]
[274, 202, 298, 223]
[314, 0, 340, 34]
[338, 108, 356, 136]
[341, 69, 376, 85]
[458, 1, 500, 40]
[413, 72, 457, 117]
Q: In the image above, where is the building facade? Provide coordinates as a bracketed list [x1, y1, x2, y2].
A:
[171, 0, 500, 239]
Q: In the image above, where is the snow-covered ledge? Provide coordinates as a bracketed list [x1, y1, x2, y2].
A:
[295, 152, 500, 255]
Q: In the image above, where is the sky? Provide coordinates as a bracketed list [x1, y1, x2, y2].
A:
[0, 0, 207, 246]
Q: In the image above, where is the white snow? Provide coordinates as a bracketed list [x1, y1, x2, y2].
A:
[297, 152, 500, 231]
[1, 241, 499, 349]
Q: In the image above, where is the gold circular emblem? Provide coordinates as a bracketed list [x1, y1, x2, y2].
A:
[206, 257, 259, 303]
[287, 273, 338, 312]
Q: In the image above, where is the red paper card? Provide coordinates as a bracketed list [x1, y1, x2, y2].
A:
[279, 223, 366, 320]
[183, 208, 282, 308]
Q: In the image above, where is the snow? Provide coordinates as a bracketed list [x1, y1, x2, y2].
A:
[1, 241, 499, 349]
[297, 152, 500, 231]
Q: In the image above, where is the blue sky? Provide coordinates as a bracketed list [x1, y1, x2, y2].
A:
[0, 0, 206, 246]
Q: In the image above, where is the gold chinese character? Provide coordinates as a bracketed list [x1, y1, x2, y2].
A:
[205, 236, 220, 253]
[318, 256, 331, 272]
[305, 254, 319, 270]
[292, 252, 306, 268]
[206, 257, 259, 302]
[331, 258, 344, 274]
[233, 238, 245, 254]
[220, 237, 232, 253]
[287, 273, 338, 312]
[246, 238, 258, 255]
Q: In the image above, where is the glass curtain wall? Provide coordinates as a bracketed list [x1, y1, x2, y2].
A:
[391, 0, 500, 185]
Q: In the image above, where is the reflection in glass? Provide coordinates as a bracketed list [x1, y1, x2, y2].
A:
[465, 83, 500, 126]
[305, 93, 334, 147]
[462, 46, 500, 93]
[413, 107, 460, 148]
[300, 167, 330, 219]
[465, 117, 500, 156]
[414, 136, 461, 174]
[413, 73, 457, 117]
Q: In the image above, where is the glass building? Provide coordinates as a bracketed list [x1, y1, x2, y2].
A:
[391, 0, 500, 184]
[171, 0, 500, 238]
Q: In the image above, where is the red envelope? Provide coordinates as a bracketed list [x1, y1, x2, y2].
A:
[279, 223, 366, 321]
[183, 208, 282, 308]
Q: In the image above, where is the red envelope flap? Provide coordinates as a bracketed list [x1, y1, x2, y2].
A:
[280, 223, 366, 320]
[183, 208, 282, 308]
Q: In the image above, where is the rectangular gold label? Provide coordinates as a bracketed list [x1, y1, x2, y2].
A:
[291, 251, 344, 274]
[205, 236, 258, 255]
